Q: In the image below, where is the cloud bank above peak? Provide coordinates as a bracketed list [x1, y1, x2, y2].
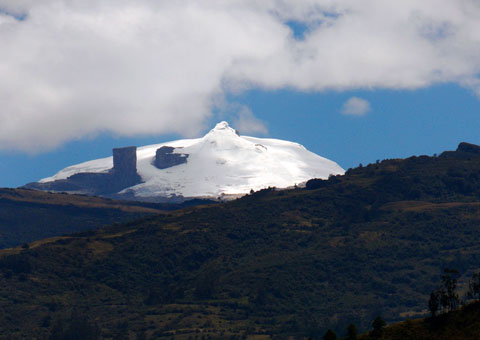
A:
[1, 0, 480, 151]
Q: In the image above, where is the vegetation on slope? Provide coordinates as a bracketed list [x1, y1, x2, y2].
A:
[0, 188, 214, 249]
[1, 143, 480, 339]
[316, 270, 480, 340]
[357, 301, 480, 340]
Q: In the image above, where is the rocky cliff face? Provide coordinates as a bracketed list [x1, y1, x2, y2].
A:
[154, 146, 189, 169]
[457, 142, 480, 154]
[110, 146, 142, 191]
[113, 147, 138, 175]
[440, 142, 480, 159]
[24, 147, 142, 195]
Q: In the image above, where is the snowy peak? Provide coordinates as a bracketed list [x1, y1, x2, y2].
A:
[26, 122, 345, 202]
[211, 121, 236, 133]
[200, 121, 251, 152]
[204, 121, 240, 140]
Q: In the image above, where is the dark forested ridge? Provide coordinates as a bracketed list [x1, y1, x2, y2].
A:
[2, 143, 480, 339]
[0, 188, 214, 248]
[358, 301, 480, 340]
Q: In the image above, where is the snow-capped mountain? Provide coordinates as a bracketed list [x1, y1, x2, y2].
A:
[26, 122, 344, 201]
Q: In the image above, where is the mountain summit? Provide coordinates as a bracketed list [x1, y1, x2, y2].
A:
[25, 122, 344, 201]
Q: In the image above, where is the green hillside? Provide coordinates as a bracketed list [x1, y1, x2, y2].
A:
[2, 143, 480, 339]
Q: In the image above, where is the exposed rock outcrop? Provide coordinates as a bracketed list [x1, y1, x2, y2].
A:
[154, 146, 189, 169]
[440, 142, 480, 159]
[24, 146, 142, 195]
[113, 147, 137, 175]
[456, 142, 480, 154]
[110, 146, 142, 190]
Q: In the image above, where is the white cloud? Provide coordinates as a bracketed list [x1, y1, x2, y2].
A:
[1, 1, 480, 151]
[233, 106, 268, 136]
[341, 97, 371, 116]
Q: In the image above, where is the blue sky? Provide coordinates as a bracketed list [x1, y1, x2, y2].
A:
[2, 83, 479, 188]
[239, 84, 480, 167]
[2, 2, 480, 188]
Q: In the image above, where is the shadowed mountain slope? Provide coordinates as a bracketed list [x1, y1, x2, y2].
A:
[0, 188, 214, 249]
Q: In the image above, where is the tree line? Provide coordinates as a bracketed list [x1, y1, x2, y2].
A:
[428, 268, 480, 317]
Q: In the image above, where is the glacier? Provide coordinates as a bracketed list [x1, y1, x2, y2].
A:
[35, 121, 345, 200]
